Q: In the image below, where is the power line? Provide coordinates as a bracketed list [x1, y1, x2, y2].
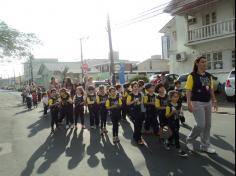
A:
[137, 0, 172, 15]
[113, 0, 213, 29]
[113, 0, 187, 28]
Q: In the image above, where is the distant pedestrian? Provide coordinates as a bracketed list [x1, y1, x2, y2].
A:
[49, 77, 60, 91]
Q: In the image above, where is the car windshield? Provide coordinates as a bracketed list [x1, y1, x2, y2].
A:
[230, 70, 235, 78]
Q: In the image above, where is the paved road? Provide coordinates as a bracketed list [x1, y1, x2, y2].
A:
[0, 90, 235, 176]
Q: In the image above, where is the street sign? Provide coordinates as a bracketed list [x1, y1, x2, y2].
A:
[82, 64, 88, 71]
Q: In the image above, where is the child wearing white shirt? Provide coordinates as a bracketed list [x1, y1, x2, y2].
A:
[42, 92, 49, 116]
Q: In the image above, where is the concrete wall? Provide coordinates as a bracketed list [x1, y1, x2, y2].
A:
[137, 59, 169, 73]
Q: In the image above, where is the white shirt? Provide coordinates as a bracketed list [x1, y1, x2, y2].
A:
[42, 97, 49, 105]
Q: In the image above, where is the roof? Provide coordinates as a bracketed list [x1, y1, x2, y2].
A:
[163, 0, 219, 15]
[159, 17, 176, 33]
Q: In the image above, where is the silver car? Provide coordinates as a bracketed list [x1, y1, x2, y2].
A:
[225, 69, 235, 102]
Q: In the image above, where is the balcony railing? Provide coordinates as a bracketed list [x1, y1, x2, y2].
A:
[188, 18, 235, 43]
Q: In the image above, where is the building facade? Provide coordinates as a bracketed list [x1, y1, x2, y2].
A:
[160, 0, 235, 83]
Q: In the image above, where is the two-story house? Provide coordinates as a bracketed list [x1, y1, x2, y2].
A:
[160, 0, 235, 83]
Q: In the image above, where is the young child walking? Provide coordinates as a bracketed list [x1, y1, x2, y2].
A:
[143, 83, 159, 135]
[42, 92, 49, 117]
[127, 81, 144, 145]
[97, 85, 108, 135]
[105, 87, 122, 143]
[121, 83, 131, 121]
[174, 80, 187, 126]
[74, 86, 86, 129]
[165, 90, 188, 157]
[48, 89, 60, 133]
[86, 85, 99, 129]
[156, 83, 169, 143]
[59, 88, 74, 129]
[32, 90, 38, 108]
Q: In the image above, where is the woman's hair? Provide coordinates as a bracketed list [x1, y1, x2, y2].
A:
[193, 56, 206, 73]
[76, 86, 84, 95]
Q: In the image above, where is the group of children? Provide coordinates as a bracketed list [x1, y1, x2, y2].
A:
[38, 79, 188, 157]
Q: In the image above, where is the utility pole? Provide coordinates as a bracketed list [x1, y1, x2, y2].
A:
[107, 14, 115, 78]
[80, 38, 84, 82]
[29, 54, 33, 84]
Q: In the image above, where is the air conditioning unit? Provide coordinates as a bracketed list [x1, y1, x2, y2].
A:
[176, 52, 187, 62]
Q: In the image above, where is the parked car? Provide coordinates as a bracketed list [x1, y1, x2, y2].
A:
[149, 74, 160, 85]
[165, 74, 179, 90]
[225, 69, 235, 102]
[177, 73, 221, 93]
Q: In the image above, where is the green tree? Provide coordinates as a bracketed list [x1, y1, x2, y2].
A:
[129, 75, 149, 83]
[0, 20, 41, 59]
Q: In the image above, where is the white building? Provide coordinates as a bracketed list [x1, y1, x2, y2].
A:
[160, 0, 235, 83]
[135, 55, 169, 75]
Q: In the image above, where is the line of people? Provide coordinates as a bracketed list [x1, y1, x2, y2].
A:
[39, 79, 188, 157]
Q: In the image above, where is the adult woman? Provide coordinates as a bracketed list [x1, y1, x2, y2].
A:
[63, 77, 75, 97]
[85, 76, 95, 94]
[49, 77, 60, 91]
[185, 56, 218, 153]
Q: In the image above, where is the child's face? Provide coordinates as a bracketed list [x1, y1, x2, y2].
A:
[110, 89, 116, 97]
[100, 88, 105, 94]
[89, 89, 94, 94]
[132, 84, 139, 92]
[171, 93, 179, 104]
[175, 83, 181, 89]
[148, 86, 155, 94]
[60, 91, 66, 97]
[117, 88, 121, 92]
[158, 86, 166, 94]
[52, 91, 57, 97]
[76, 89, 82, 94]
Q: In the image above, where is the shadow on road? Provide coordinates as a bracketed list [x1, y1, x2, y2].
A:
[20, 128, 72, 176]
[27, 116, 51, 137]
[66, 129, 85, 169]
[86, 128, 103, 168]
[101, 134, 142, 176]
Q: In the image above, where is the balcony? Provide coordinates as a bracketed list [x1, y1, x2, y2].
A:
[187, 18, 235, 45]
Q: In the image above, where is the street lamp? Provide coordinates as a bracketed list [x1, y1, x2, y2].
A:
[79, 36, 89, 82]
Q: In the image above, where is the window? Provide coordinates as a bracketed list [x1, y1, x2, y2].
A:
[206, 53, 212, 70]
[205, 14, 210, 25]
[212, 12, 216, 23]
[232, 50, 235, 68]
[213, 52, 223, 69]
[172, 31, 177, 40]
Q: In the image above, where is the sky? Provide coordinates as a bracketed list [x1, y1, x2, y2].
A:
[0, 0, 172, 78]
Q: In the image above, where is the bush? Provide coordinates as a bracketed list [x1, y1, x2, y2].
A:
[128, 75, 149, 83]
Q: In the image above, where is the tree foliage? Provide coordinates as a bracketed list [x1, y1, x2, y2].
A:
[128, 75, 149, 83]
[0, 20, 41, 59]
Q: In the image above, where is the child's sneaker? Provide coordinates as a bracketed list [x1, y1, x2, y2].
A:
[50, 128, 54, 134]
[90, 126, 96, 129]
[116, 137, 120, 143]
[103, 128, 108, 133]
[178, 149, 188, 157]
[113, 137, 117, 143]
[164, 143, 170, 150]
